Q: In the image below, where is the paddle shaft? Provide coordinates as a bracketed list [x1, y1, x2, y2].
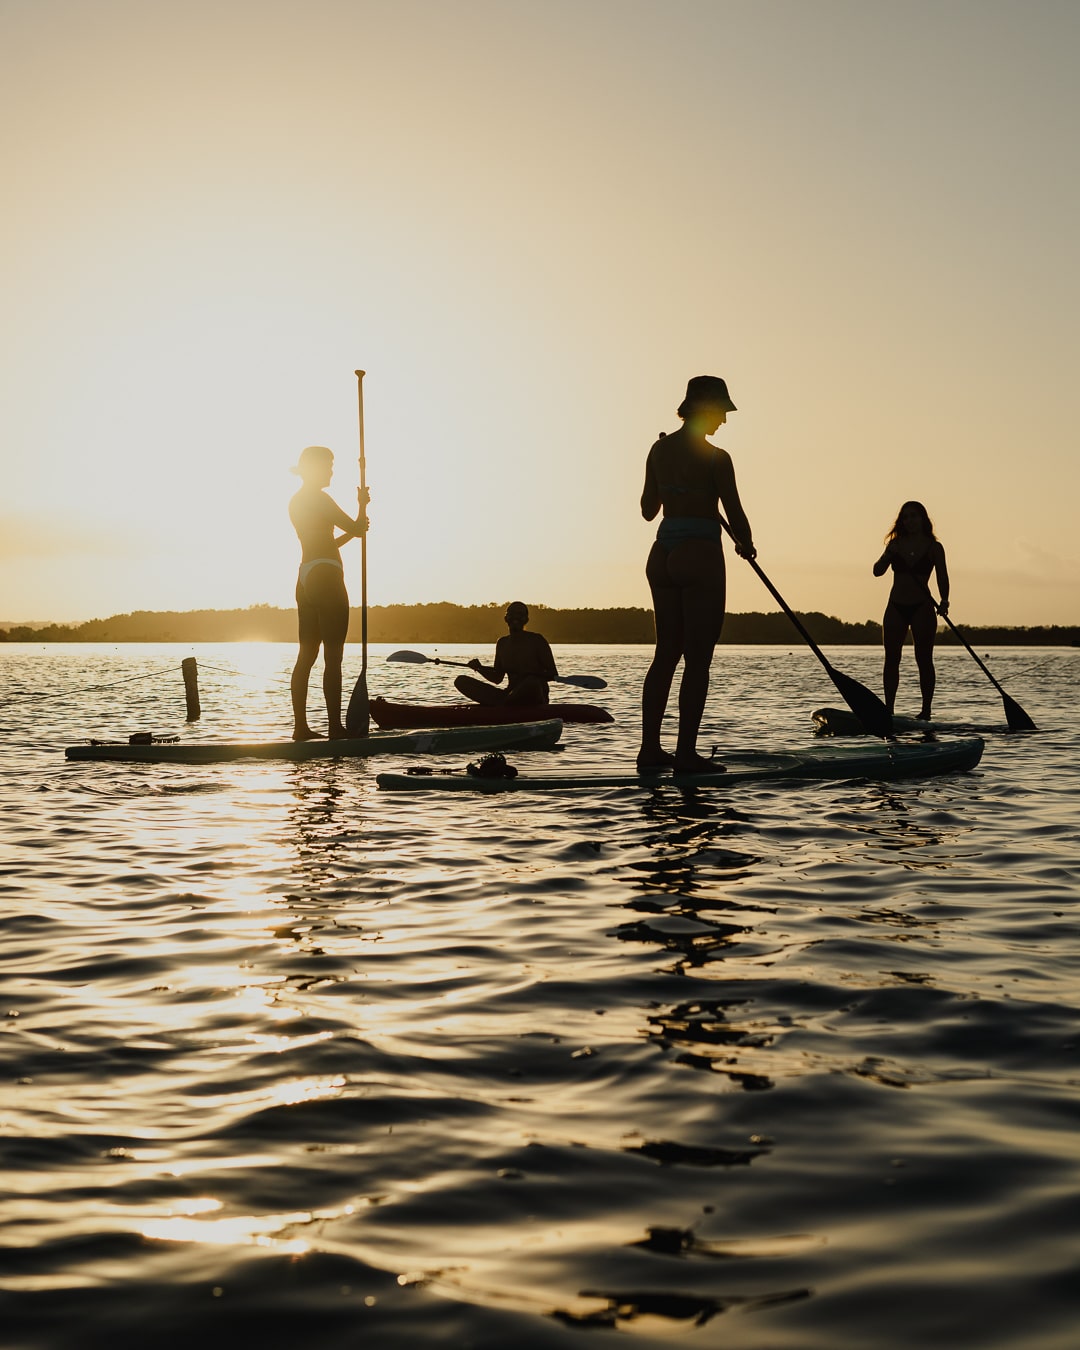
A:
[389, 651, 605, 690]
[928, 594, 1036, 729]
[716, 514, 893, 736]
[357, 369, 368, 671]
[718, 517, 853, 675]
[344, 370, 370, 735]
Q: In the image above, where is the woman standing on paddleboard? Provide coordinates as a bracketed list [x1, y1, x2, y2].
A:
[288, 445, 368, 740]
[638, 375, 756, 773]
[873, 500, 950, 721]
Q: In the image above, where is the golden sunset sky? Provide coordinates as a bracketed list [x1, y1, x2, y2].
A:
[3, 0, 1078, 626]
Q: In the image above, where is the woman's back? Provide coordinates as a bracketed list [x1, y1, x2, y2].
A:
[647, 428, 722, 519]
[289, 486, 339, 561]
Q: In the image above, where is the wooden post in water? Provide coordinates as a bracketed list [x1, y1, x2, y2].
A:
[181, 657, 201, 721]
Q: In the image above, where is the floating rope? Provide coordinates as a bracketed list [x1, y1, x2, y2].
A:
[4, 665, 182, 702]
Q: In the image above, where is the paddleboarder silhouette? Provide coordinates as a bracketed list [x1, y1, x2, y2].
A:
[873, 500, 950, 721]
[288, 445, 369, 740]
[638, 375, 756, 773]
[455, 602, 559, 707]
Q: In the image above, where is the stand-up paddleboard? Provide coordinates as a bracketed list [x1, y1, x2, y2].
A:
[65, 719, 563, 765]
[376, 736, 984, 793]
[813, 707, 941, 735]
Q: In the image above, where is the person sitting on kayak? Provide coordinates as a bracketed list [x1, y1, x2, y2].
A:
[289, 444, 368, 740]
[638, 375, 756, 774]
[455, 602, 559, 707]
[873, 500, 949, 722]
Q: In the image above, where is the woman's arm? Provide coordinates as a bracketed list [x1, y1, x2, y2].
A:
[715, 453, 755, 559]
[933, 544, 950, 613]
[327, 487, 369, 546]
[640, 451, 661, 522]
[872, 547, 894, 577]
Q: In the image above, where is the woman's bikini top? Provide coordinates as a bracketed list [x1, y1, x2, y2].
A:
[891, 549, 934, 582]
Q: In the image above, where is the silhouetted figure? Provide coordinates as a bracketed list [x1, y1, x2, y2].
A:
[638, 376, 755, 773]
[455, 602, 558, 707]
[288, 445, 368, 740]
[873, 500, 950, 721]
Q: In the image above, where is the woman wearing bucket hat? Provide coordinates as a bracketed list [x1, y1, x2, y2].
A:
[638, 376, 756, 773]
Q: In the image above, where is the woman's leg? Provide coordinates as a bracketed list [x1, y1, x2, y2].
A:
[302, 566, 351, 737]
[639, 542, 682, 767]
[322, 641, 346, 737]
[669, 540, 726, 771]
[291, 580, 323, 740]
[881, 605, 907, 713]
[291, 644, 321, 739]
[910, 604, 938, 719]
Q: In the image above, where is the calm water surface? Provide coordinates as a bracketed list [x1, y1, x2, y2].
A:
[2, 642, 1078, 1349]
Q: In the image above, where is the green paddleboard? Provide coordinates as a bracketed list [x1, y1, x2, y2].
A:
[376, 736, 984, 792]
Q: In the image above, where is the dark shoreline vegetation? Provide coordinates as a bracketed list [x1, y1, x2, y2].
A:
[3, 603, 1079, 646]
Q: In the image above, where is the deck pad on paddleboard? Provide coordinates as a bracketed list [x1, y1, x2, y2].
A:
[65, 719, 563, 764]
[377, 737, 984, 792]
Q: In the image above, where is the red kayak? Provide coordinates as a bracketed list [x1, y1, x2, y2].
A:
[370, 696, 613, 728]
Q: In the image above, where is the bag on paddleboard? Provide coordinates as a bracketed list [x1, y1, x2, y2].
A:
[466, 753, 518, 779]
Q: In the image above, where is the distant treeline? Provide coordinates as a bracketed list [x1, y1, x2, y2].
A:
[3, 603, 1079, 646]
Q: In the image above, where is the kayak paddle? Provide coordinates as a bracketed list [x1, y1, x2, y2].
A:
[345, 369, 370, 735]
[719, 515, 894, 738]
[930, 597, 1036, 731]
[386, 650, 608, 690]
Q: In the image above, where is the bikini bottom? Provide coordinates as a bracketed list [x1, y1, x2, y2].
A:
[886, 598, 934, 624]
[298, 558, 343, 589]
[656, 517, 722, 549]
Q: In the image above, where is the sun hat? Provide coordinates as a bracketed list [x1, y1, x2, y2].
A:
[682, 375, 736, 412]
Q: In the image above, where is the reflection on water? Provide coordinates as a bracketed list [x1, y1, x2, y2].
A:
[2, 643, 1080, 1349]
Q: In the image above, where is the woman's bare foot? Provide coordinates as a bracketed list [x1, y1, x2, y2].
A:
[292, 726, 323, 742]
[674, 752, 725, 774]
[328, 724, 350, 740]
[636, 748, 676, 771]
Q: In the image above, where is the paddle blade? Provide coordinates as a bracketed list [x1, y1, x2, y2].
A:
[558, 673, 607, 690]
[345, 673, 369, 736]
[1002, 693, 1036, 731]
[386, 650, 429, 664]
[829, 667, 893, 738]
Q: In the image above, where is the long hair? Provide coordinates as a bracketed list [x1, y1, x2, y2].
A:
[885, 500, 936, 544]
